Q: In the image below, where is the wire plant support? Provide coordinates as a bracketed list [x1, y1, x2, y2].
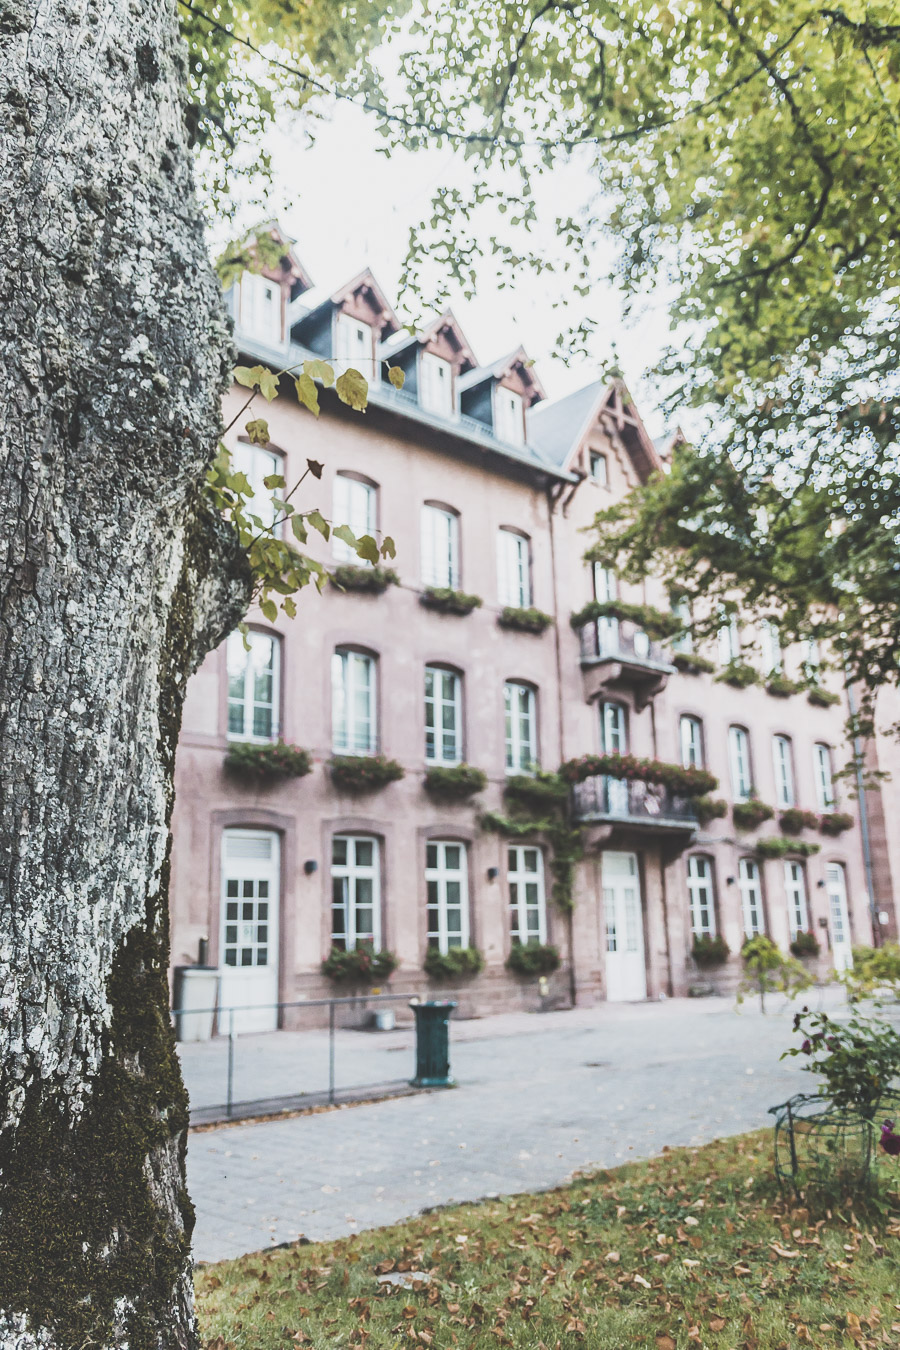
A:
[769, 1090, 900, 1198]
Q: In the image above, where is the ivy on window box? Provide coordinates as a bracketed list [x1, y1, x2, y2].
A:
[694, 796, 728, 826]
[671, 651, 715, 676]
[789, 930, 821, 959]
[808, 686, 841, 708]
[779, 807, 819, 835]
[559, 752, 717, 798]
[506, 942, 561, 976]
[329, 754, 404, 793]
[754, 836, 820, 860]
[569, 599, 682, 641]
[424, 945, 484, 979]
[819, 811, 854, 836]
[423, 764, 487, 801]
[224, 740, 312, 783]
[716, 660, 760, 689]
[692, 934, 730, 967]
[504, 772, 569, 810]
[732, 798, 775, 831]
[420, 587, 482, 616]
[321, 944, 399, 983]
[498, 606, 553, 635]
[765, 674, 802, 698]
[329, 564, 399, 595]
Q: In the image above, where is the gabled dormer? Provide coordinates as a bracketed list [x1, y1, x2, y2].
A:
[528, 377, 664, 485]
[380, 311, 477, 418]
[231, 222, 313, 349]
[291, 268, 400, 380]
[457, 346, 545, 446]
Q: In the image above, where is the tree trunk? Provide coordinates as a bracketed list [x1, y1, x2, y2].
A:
[0, 0, 250, 1345]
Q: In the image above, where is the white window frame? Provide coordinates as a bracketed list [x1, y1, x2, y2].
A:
[508, 845, 547, 946]
[593, 564, 617, 604]
[421, 504, 460, 589]
[332, 649, 376, 755]
[334, 312, 373, 377]
[426, 840, 470, 953]
[239, 272, 282, 345]
[773, 735, 795, 808]
[221, 828, 278, 971]
[825, 861, 851, 952]
[601, 701, 627, 754]
[333, 474, 376, 563]
[761, 620, 783, 674]
[671, 597, 693, 654]
[233, 442, 282, 534]
[505, 681, 537, 773]
[331, 835, 381, 951]
[739, 858, 764, 938]
[784, 860, 809, 937]
[814, 743, 836, 810]
[419, 352, 455, 417]
[728, 726, 752, 802]
[425, 666, 462, 765]
[687, 855, 716, 938]
[589, 451, 608, 485]
[227, 629, 280, 742]
[494, 385, 524, 446]
[718, 615, 741, 665]
[680, 715, 704, 770]
[497, 529, 532, 608]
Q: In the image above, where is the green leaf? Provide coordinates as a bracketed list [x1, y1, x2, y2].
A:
[355, 534, 380, 565]
[308, 509, 330, 540]
[260, 598, 278, 623]
[336, 367, 368, 411]
[333, 523, 357, 549]
[233, 365, 261, 389]
[381, 536, 397, 560]
[295, 373, 320, 417]
[282, 596, 297, 618]
[234, 365, 279, 401]
[264, 473, 285, 489]
[304, 358, 335, 388]
[291, 516, 309, 543]
[387, 365, 405, 389]
[257, 367, 280, 402]
[245, 419, 270, 445]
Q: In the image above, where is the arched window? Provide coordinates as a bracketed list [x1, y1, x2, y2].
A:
[784, 860, 809, 937]
[332, 648, 376, 754]
[718, 614, 741, 665]
[333, 473, 376, 562]
[233, 442, 283, 533]
[508, 845, 547, 945]
[425, 666, 463, 764]
[331, 835, 381, 951]
[680, 715, 704, 770]
[226, 629, 280, 741]
[739, 858, 764, 938]
[421, 503, 460, 588]
[601, 701, 627, 754]
[497, 529, 531, 608]
[728, 726, 752, 801]
[426, 840, 470, 952]
[686, 855, 716, 938]
[504, 681, 537, 772]
[813, 743, 836, 810]
[772, 735, 795, 808]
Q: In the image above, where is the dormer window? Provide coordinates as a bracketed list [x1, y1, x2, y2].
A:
[494, 387, 524, 446]
[335, 313, 373, 376]
[420, 353, 454, 417]
[240, 273, 282, 345]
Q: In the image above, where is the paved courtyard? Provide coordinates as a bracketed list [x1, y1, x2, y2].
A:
[187, 987, 845, 1264]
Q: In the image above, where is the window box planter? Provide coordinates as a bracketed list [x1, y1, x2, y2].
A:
[819, 811, 853, 836]
[506, 942, 561, 976]
[569, 599, 682, 641]
[732, 798, 775, 831]
[504, 772, 569, 810]
[692, 934, 730, 967]
[807, 686, 841, 708]
[224, 740, 312, 783]
[765, 674, 802, 698]
[329, 564, 399, 595]
[498, 606, 553, 635]
[420, 587, 482, 616]
[424, 945, 484, 979]
[329, 754, 404, 793]
[423, 763, 487, 801]
[789, 930, 821, 959]
[779, 807, 819, 835]
[694, 796, 728, 826]
[559, 752, 717, 798]
[321, 945, 399, 983]
[716, 660, 760, 689]
[754, 836, 820, 860]
[671, 651, 715, 676]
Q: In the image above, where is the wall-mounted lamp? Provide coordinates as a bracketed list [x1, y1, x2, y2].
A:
[818, 916, 829, 928]
[816, 879, 826, 888]
[487, 866, 499, 881]
[726, 876, 735, 886]
[304, 859, 318, 875]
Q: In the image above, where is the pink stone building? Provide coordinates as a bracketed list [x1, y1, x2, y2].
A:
[169, 228, 894, 1029]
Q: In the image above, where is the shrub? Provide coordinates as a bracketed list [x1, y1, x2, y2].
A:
[671, 651, 716, 676]
[504, 772, 569, 809]
[224, 740, 312, 782]
[420, 587, 482, 616]
[691, 934, 730, 967]
[716, 660, 760, 689]
[840, 943, 900, 1003]
[738, 935, 813, 1012]
[783, 1006, 900, 1114]
[424, 945, 484, 979]
[732, 798, 775, 831]
[779, 807, 819, 835]
[766, 674, 802, 698]
[790, 930, 821, 958]
[498, 606, 553, 635]
[819, 811, 853, 836]
[694, 796, 728, 825]
[558, 752, 717, 797]
[329, 754, 405, 793]
[423, 764, 487, 801]
[569, 598, 682, 641]
[506, 942, 561, 976]
[329, 564, 400, 594]
[321, 945, 398, 983]
[755, 836, 820, 860]
[808, 686, 841, 708]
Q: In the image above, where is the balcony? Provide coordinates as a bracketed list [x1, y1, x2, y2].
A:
[572, 775, 698, 837]
[577, 620, 675, 709]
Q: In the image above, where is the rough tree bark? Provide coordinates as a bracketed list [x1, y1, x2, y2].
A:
[0, 0, 250, 1345]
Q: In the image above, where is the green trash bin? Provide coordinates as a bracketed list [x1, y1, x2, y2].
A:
[409, 999, 456, 1087]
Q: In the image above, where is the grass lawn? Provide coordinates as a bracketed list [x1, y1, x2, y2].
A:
[197, 1131, 900, 1350]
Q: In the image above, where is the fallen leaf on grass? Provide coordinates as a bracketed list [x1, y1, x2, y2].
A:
[769, 1243, 800, 1258]
[709, 1317, 726, 1332]
[655, 1338, 676, 1350]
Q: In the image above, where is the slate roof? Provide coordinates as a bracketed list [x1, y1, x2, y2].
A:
[528, 381, 606, 467]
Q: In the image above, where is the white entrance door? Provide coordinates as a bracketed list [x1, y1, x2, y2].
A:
[602, 851, 647, 1001]
[825, 862, 853, 972]
[220, 829, 280, 1033]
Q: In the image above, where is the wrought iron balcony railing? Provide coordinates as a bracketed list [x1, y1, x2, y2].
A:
[571, 775, 698, 830]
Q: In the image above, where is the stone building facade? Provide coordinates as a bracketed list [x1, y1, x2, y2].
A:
[168, 228, 894, 1029]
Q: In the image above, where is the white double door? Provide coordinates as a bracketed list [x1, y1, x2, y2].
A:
[219, 828, 280, 1033]
[602, 851, 647, 1001]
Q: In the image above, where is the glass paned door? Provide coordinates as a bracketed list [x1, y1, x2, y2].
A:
[602, 851, 646, 1001]
[219, 829, 279, 1033]
[826, 863, 853, 971]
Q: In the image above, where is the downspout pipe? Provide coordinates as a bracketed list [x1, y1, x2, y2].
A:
[547, 483, 577, 1007]
[845, 679, 880, 946]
